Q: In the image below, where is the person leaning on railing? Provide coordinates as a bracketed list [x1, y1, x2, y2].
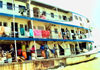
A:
[40, 13, 46, 19]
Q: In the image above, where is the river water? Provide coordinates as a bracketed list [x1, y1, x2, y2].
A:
[57, 53, 100, 70]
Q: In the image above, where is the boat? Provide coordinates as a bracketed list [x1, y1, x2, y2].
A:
[0, 0, 98, 70]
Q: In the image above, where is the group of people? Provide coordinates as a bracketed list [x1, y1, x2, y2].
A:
[40, 42, 58, 59]
[62, 28, 70, 39]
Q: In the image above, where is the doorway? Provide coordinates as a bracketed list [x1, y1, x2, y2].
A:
[61, 28, 64, 38]
[70, 44, 75, 55]
[11, 22, 18, 37]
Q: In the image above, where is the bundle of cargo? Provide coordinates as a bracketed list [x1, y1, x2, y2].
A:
[17, 56, 25, 62]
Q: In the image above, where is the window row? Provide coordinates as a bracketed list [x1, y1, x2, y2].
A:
[0, 1, 69, 21]
[74, 15, 82, 21]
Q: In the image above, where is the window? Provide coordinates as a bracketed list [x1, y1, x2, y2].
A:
[43, 11, 46, 16]
[7, 3, 13, 10]
[86, 18, 89, 23]
[3, 22, 7, 27]
[51, 13, 54, 18]
[20, 24, 23, 28]
[59, 15, 61, 19]
[0, 22, 2, 26]
[63, 16, 67, 20]
[33, 26, 36, 29]
[74, 15, 78, 20]
[0, 1, 2, 8]
[38, 26, 44, 30]
[71, 30, 74, 33]
[25, 25, 27, 31]
[54, 28, 58, 33]
[79, 17, 82, 21]
[19, 5, 26, 12]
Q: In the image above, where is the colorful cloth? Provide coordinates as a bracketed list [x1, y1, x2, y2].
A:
[20, 28, 25, 36]
[29, 29, 33, 37]
[18, 49, 22, 55]
[42, 30, 50, 38]
[22, 51, 27, 59]
[58, 32, 61, 38]
[0, 27, 4, 35]
[33, 30, 41, 36]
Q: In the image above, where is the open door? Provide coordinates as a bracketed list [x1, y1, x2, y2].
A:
[58, 44, 64, 55]
[70, 44, 75, 55]
[11, 22, 18, 37]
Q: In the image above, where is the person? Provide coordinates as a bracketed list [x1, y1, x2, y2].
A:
[31, 45, 37, 60]
[44, 42, 49, 59]
[21, 41, 27, 59]
[9, 44, 15, 60]
[26, 42, 31, 60]
[53, 44, 58, 58]
[65, 29, 70, 39]
[40, 44, 46, 58]
[62, 31, 66, 39]
[90, 43, 93, 50]
[40, 13, 46, 19]
[0, 47, 4, 57]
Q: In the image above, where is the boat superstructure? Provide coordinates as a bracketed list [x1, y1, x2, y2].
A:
[0, 0, 97, 70]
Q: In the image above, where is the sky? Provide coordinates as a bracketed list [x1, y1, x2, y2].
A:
[35, 0, 100, 45]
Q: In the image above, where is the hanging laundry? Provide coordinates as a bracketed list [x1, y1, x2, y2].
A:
[42, 30, 50, 38]
[0, 27, 4, 35]
[20, 28, 25, 36]
[29, 29, 33, 37]
[33, 30, 41, 36]
[4, 27, 11, 36]
[58, 32, 61, 38]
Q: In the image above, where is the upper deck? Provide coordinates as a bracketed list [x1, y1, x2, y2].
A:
[0, 0, 93, 42]
[0, 0, 91, 29]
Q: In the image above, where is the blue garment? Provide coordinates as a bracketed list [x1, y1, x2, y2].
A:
[45, 50, 49, 59]
[40, 46, 45, 50]
[29, 29, 33, 37]
[51, 49, 55, 54]
[20, 28, 25, 36]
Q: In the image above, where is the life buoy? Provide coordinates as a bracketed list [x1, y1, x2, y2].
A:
[0, 27, 4, 35]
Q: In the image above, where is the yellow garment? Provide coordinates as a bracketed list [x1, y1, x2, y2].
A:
[0, 27, 4, 35]
[22, 45, 26, 51]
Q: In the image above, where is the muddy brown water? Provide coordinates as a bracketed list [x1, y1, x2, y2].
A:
[58, 57, 100, 70]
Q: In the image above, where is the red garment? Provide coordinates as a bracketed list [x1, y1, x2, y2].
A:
[30, 47, 35, 53]
[42, 30, 50, 38]
[40, 15, 46, 19]
[18, 49, 22, 55]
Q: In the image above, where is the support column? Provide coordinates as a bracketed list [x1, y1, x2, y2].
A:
[56, 7, 59, 20]
[29, 0, 37, 58]
[12, 0, 18, 62]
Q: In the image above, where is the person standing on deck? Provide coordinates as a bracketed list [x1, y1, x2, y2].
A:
[53, 44, 58, 58]
[40, 44, 46, 58]
[44, 42, 49, 59]
[21, 41, 27, 59]
[90, 43, 93, 50]
[9, 44, 15, 60]
[31, 45, 37, 60]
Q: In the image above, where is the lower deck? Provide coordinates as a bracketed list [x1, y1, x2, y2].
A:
[0, 52, 97, 70]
